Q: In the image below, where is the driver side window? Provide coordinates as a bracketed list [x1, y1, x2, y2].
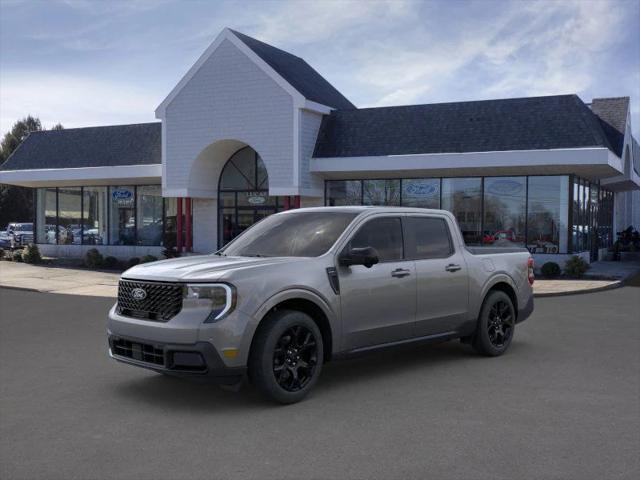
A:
[350, 217, 403, 262]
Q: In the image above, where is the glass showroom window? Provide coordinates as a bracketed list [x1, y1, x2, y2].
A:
[326, 180, 362, 206]
[363, 179, 401, 206]
[57, 187, 82, 245]
[483, 177, 526, 247]
[526, 176, 569, 254]
[401, 178, 440, 209]
[164, 197, 177, 248]
[136, 185, 163, 246]
[442, 178, 482, 245]
[109, 186, 136, 245]
[36, 188, 57, 244]
[82, 187, 107, 245]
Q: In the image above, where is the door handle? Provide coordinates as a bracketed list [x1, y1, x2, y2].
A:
[445, 264, 462, 272]
[391, 268, 411, 278]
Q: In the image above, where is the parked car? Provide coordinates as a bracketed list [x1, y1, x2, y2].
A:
[108, 207, 534, 404]
[4, 223, 34, 249]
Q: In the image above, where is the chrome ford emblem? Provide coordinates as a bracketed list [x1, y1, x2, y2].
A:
[132, 288, 147, 300]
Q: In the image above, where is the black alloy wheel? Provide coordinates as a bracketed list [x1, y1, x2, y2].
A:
[472, 290, 516, 356]
[249, 309, 324, 404]
[487, 299, 514, 348]
[272, 325, 318, 392]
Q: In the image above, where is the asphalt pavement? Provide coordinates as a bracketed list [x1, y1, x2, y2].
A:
[1, 286, 638, 480]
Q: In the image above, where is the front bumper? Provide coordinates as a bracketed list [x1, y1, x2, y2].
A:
[108, 333, 246, 384]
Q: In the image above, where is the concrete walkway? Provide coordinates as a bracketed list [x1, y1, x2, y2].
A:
[1, 260, 639, 299]
[0, 261, 119, 297]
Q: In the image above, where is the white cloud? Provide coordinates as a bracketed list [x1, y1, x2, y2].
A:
[0, 72, 158, 132]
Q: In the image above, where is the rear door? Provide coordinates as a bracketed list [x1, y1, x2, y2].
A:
[404, 215, 469, 337]
[338, 216, 416, 350]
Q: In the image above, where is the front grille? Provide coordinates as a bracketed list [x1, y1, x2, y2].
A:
[20, 234, 34, 244]
[117, 280, 183, 322]
[111, 338, 164, 366]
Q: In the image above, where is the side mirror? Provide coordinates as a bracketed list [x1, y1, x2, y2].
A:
[339, 246, 379, 268]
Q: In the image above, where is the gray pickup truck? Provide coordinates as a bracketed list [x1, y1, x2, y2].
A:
[108, 207, 534, 403]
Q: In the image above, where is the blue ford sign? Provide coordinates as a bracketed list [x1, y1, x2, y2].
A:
[488, 180, 523, 196]
[404, 182, 439, 197]
[112, 189, 133, 200]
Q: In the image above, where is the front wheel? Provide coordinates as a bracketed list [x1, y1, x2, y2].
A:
[472, 291, 515, 356]
[249, 309, 323, 404]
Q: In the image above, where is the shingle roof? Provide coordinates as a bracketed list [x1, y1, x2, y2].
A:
[313, 94, 616, 158]
[230, 29, 355, 110]
[0, 122, 161, 171]
[590, 97, 629, 157]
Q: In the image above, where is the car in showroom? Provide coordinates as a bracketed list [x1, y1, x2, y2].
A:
[3, 222, 34, 249]
[108, 207, 534, 404]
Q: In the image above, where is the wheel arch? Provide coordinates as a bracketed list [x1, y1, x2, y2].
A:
[251, 289, 336, 362]
[481, 276, 519, 318]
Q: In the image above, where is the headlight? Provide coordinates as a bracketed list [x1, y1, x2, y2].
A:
[183, 283, 236, 323]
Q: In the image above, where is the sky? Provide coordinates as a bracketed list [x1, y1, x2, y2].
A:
[1, 0, 639, 137]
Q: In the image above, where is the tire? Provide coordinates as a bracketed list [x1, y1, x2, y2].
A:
[472, 290, 515, 356]
[249, 309, 323, 404]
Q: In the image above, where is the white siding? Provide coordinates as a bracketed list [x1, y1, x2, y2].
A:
[163, 39, 294, 196]
[192, 198, 217, 253]
[298, 109, 324, 195]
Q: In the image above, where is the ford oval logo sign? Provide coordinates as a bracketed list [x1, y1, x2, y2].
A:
[112, 189, 133, 200]
[487, 180, 523, 196]
[132, 288, 147, 300]
[404, 182, 438, 197]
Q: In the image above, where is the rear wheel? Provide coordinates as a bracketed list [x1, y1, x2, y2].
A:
[249, 309, 323, 404]
[472, 290, 515, 356]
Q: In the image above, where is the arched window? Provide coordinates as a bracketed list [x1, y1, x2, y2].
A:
[218, 146, 280, 246]
[219, 146, 269, 191]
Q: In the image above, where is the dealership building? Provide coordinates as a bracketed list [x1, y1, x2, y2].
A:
[1, 28, 639, 266]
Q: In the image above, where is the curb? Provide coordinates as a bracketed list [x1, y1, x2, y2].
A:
[0, 285, 41, 294]
[533, 280, 622, 298]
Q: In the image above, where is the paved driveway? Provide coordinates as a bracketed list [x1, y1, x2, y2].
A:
[1, 286, 638, 480]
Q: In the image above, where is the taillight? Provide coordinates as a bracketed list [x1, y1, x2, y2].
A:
[527, 257, 535, 285]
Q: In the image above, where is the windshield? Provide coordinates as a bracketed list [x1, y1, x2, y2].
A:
[220, 211, 357, 257]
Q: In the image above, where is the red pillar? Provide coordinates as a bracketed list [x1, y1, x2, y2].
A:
[283, 196, 290, 211]
[185, 197, 192, 252]
[293, 195, 301, 209]
[176, 197, 183, 253]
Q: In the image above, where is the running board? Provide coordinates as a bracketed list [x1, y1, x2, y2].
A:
[337, 331, 459, 359]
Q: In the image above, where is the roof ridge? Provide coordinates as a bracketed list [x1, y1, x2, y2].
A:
[569, 95, 614, 152]
[29, 122, 161, 134]
[349, 94, 579, 112]
[228, 29, 303, 61]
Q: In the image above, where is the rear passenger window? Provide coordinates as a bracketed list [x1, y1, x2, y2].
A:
[405, 217, 452, 259]
[350, 217, 403, 262]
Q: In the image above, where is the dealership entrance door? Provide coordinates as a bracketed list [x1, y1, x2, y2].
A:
[218, 146, 282, 246]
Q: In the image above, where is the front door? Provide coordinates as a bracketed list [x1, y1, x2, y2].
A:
[338, 216, 416, 350]
[404, 215, 470, 336]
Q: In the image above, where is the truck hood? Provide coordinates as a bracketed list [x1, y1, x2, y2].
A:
[121, 254, 307, 282]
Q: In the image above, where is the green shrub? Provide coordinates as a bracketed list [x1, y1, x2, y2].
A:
[12, 250, 24, 262]
[540, 261, 561, 278]
[140, 255, 158, 264]
[102, 256, 119, 269]
[126, 257, 140, 269]
[22, 244, 42, 264]
[85, 248, 103, 268]
[0, 249, 5, 260]
[564, 256, 590, 278]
